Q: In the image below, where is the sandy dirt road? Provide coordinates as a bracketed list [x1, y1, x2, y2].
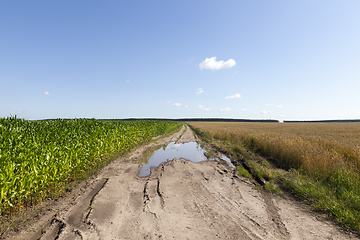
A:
[6, 126, 359, 240]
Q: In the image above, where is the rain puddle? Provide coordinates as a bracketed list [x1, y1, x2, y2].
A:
[137, 141, 234, 177]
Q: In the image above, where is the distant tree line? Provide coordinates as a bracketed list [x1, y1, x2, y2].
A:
[284, 119, 360, 123]
[37, 118, 360, 123]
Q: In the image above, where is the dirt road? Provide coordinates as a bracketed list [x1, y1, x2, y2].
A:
[6, 126, 359, 240]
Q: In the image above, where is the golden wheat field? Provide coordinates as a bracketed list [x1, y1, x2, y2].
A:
[188, 122, 360, 177]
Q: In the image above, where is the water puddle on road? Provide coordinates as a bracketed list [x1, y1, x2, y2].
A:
[137, 141, 234, 177]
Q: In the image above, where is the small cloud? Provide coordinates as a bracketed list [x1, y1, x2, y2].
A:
[279, 115, 285, 117]
[126, 79, 130, 83]
[265, 103, 273, 106]
[241, 108, 247, 111]
[260, 110, 272, 114]
[196, 88, 204, 94]
[254, 111, 272, 115]
[43, 91, 50, 95]
[185, 105, 188, 108]
[220, 107, 231, 112]
[276, 105, 283, 108]
[199, 57, 236, 70]
[172, 103, 181, 107]
[166, 101, 171, 104]
[197, 105, 210, 111]
[225, 93, 241, 99]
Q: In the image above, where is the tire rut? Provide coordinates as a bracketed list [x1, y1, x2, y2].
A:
[142, 177, 165, 239]
[38, 218, 66, 240]
[261, 191, 290, 240]
[37, 178, 108, 240]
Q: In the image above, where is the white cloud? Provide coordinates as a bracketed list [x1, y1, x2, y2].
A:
[199, 57, 236, 70]
[254, 111, 272, 115]
[126, 79, 130, 83]
[196, 88, 204, 94]
[220, 107, 231, 112]
[166, 101, 171, 104]
[172, 103, 181, 107]
[241, 108, 247, 111]
[260, 111, 272, 114]
[197, 105, 210, 111]
[276, 105, 283, 108]
[224, 93, 241, 99]
[43, 91, 50, 95]
[279, 115, 285, 117]
[185, 105, 188, 108]
[265, 103, 273, 106]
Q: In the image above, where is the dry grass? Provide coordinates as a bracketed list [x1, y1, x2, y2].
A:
[188, 121, 360, 231]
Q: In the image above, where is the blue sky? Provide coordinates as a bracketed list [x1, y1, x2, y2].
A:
[1, 1, 360, 120]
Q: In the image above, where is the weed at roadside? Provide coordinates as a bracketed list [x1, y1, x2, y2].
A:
[236, 165, 251, 178]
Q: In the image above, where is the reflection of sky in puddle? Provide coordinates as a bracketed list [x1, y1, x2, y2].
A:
[138, 142, 234, 177]
[220, 154, 235, 168]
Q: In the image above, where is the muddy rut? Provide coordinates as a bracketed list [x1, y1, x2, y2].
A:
[7, 126, 359, 240]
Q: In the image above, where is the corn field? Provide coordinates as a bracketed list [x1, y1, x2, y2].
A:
[0, 116, 181, 217]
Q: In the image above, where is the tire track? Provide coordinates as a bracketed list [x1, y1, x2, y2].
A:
[37, 178, 108, 240]
[261, 191, 290, 240]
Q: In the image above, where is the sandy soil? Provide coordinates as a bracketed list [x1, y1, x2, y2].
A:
[4, 126, 359, 240]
